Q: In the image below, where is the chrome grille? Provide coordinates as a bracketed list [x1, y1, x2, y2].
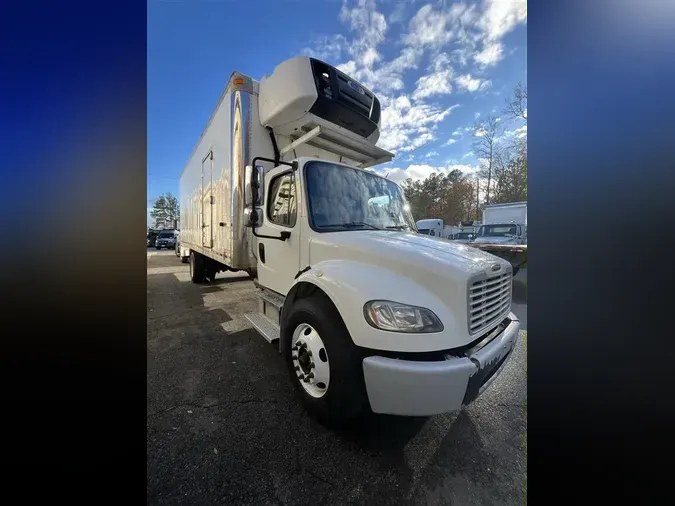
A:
[468, 272, 512, 335]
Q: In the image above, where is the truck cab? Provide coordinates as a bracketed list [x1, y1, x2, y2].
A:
[473, 223, 527, 245]
[415, 219, 444, 238]
[245, 155, 520, 423]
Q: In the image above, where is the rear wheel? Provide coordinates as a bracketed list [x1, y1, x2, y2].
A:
[282, 295, 368, 425]
[205, 260, 218, 282]
[189, 251, 205, 283]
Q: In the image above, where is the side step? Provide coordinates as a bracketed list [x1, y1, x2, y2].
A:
[244, 312, 280, 343]
[259, 289, 285, 311]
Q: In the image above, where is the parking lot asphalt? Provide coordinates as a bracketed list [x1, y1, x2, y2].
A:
[147, 249, 527, 505]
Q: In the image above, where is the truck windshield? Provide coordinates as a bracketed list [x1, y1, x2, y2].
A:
[305, 161, 416, 232]
[478, 225, 517, 237]
[159, 231, 174, 238]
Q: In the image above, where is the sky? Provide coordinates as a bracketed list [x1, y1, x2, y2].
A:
[147, 0, 527, 225]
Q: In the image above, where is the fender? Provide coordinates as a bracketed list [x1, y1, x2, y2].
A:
[281, 259, 464, 353]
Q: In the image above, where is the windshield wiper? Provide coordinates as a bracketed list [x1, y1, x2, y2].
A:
[385, 225, 409, 230]
[319, 221, 383, 230]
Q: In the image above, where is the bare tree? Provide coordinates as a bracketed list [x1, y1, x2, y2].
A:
[492, 151, 527, 203]
[472, 115, 500, 205]
[503, 82, 527, 122]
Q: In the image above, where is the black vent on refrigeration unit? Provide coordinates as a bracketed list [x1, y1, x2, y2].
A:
[308, 58, 379, 139]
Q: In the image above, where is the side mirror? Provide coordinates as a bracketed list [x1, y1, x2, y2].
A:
[245, 164, 264, 228]
[245, 165, 264, 206]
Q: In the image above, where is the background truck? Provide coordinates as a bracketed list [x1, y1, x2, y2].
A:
[415, 218, 444, 237]
[179, 55, 520, 424]
[483, 201, 527, 229]
[470, 201, 527, 275]
[154, 229, 176, 250]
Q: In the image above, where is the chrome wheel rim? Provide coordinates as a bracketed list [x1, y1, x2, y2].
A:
[291, 323, 330, 398]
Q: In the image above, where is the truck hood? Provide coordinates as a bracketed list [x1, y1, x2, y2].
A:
[310, 230, 504, 273]
[308, 231, 513, 350]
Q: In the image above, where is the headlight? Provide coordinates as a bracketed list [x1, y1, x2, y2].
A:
[363, 300, 443, 333]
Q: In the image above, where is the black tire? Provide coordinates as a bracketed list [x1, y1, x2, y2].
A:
[205, 260, 217, 282]
[282, 294, 369, 425]
[189, 251, 205, 283]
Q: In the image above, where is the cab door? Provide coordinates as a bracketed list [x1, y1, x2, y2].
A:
[255, 166, 301, 295]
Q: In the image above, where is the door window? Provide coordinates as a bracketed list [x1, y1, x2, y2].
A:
[267, 172, 297, 227]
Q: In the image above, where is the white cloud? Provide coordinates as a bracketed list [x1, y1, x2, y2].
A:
[337, 60, 357, 75]
[375, 162, 480, 182]
[425, 150, 439, 158]
[474, 41, 504, 67]
[462, 151, 474, 159]
[478, 0, 528, 42]
[302, 34, 348, 63]
[340, 0, 388, 67]
[361, 47, 381, 67]
[502, 124, 528, 139]
[403, 3, 480, 49]
[403, 5, 451, 48]
[430, 52, 452, 72]
[452, 48, 469, 67]
[443, 138, 458, 146]
[456, 74, 491, 92]
[379, 101, 459, 153]
[449, 163, 481, 175]
[452, 129, 463, 137]
[337, 45, 421, 94]
[389, 1, 408, 25]
[412, 69, 453, 100]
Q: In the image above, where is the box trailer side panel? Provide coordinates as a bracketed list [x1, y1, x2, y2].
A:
[483, 202, 527, 225]
[180, 83, 233, 264]
[180, 75, 270, 270]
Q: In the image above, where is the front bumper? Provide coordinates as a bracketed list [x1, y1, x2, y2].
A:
[362, 313, 520, 416]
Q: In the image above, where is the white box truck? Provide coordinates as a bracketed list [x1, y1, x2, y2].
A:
[415, 218, 445, 238]
[483, 201, 527, 227]
[178, 56, 520, 424]
[470, 202, 527, 274]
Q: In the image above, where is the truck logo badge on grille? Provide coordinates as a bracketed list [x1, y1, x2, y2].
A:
[348, 80, 365, 95]
[491, 264, 501, 272]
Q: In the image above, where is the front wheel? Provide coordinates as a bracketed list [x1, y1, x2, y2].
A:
[282, 295, 369, 425]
